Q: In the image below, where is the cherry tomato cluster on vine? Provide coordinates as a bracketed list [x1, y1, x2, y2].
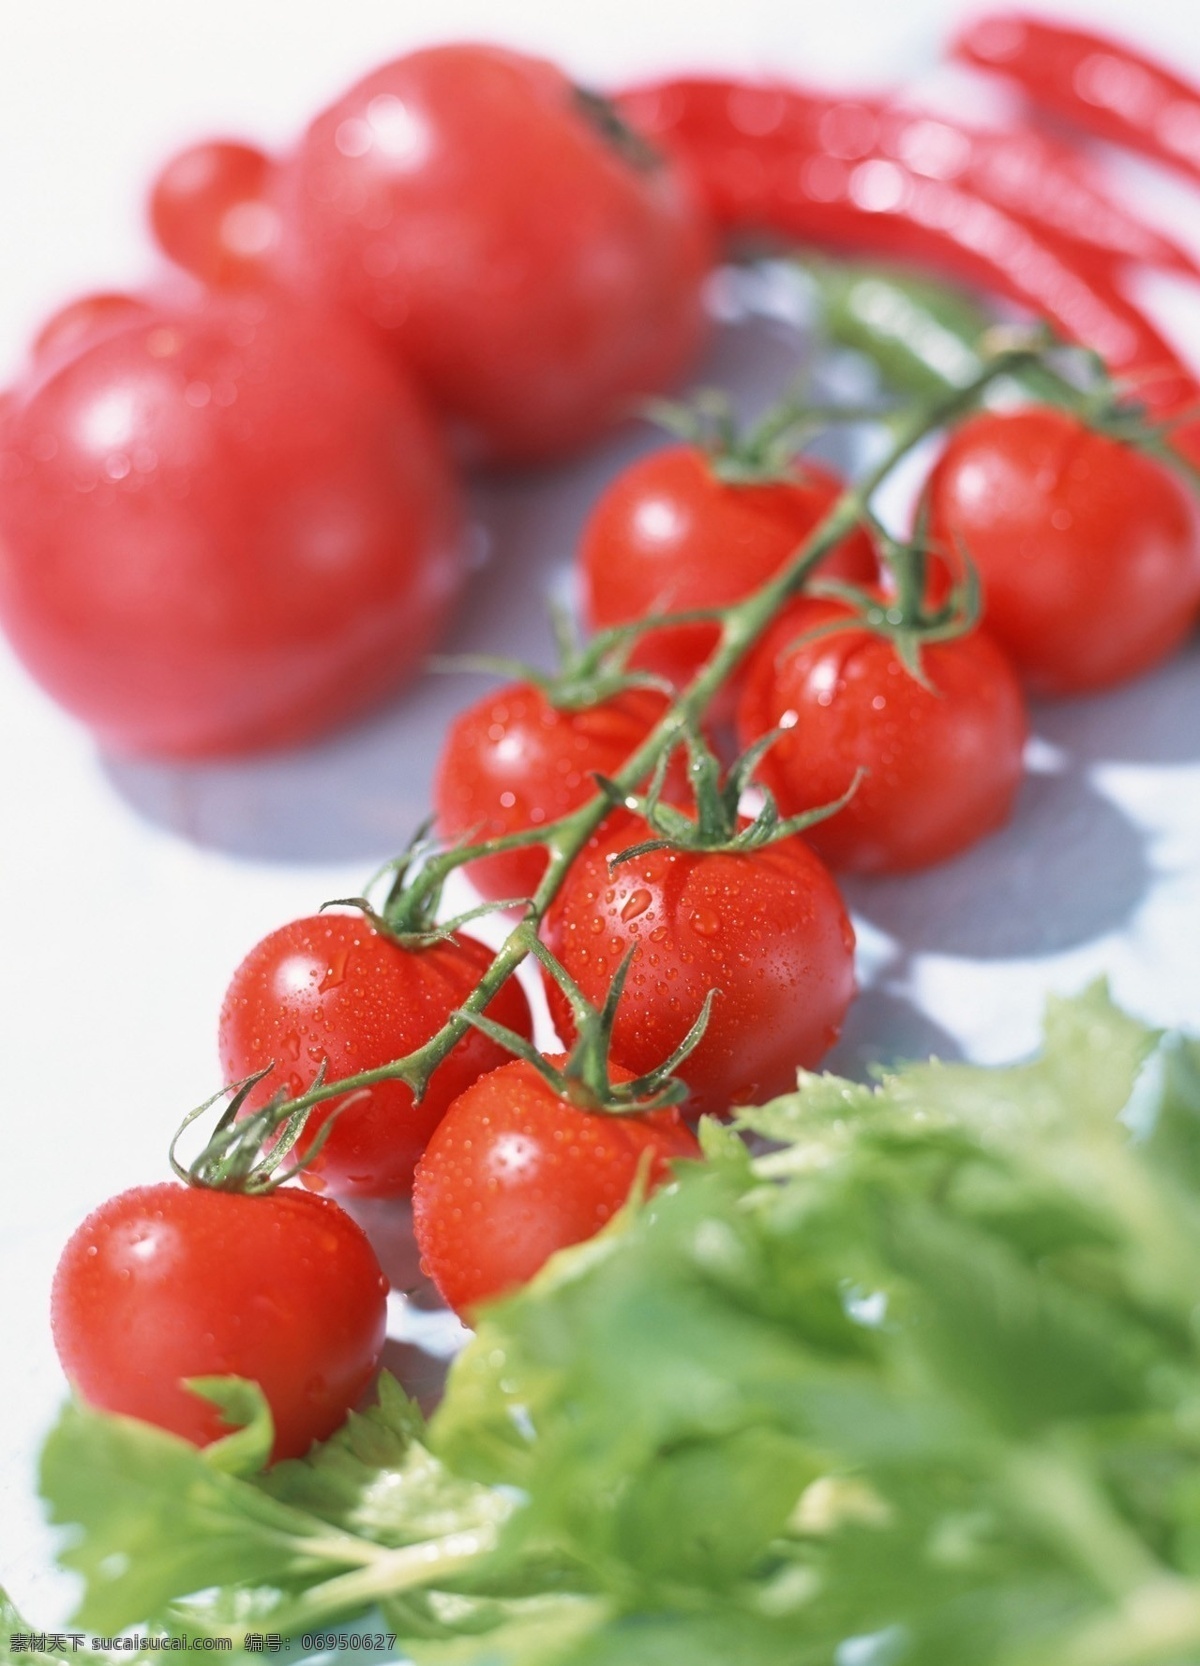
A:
[215, 388, 1200, 1312]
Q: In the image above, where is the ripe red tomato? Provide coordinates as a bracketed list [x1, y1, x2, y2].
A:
[0, 288, 463, 756]
[925, 407, 1200, 696]
[737, 596, 1028, 873]
[149, 140, 281, 287]
[219, 914, 533, 1199]
[51, 1181, 387, 1461]
[434, 681, 687, 904]
[581, 446, 879, 709]
[280, 44, 713, 463]
[541, 814, 856, 1117]
[412, 1055, 699, 1315]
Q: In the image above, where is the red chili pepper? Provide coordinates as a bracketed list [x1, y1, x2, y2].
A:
[885, 110, 1196, 278]
[622, 77, 1198, 414]
[625, 77, 1197, 277]
[953, 13, 1200, 189]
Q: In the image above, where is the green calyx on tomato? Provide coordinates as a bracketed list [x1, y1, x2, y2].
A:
[433, 597, 679, 714]
[598, 720, 862, 865]
[168, 1066, 337, 1196]
[808, 503, 984, 692]
[323, 816, 532, 948]
[644, 383, 875, 486]
[467, 929, 715, 1116]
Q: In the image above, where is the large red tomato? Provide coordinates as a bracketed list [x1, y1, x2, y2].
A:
[280, 45, 714, 463]
[52, 1181, 387, 1461]
[737, 596, 1028, 873]
[541, 813, 856, 1117]
[218, 914, 533, 1199]
[0, 288, 463, 756]
[926, 407, 1200, 696]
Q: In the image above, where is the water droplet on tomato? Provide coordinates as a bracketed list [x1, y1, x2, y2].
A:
[620, 888, 652, 922]
[319, 947, 351, 992]
[690, 909, 720, 938]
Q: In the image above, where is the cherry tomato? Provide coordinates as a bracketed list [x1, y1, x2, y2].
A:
[149, 140, 281, 288]
[412, 1055, 699, 1315]
[581, 447, 878, 711]
[541, 813, 856, 1117]
[0, 288, 463, 756]
[219, 914, 533, 1199]
[280, 44, 713, 463]
[736, 596, 1028, 873]
[51, 1181, 387, 1461]
[434, 681, 691, 904]
[925, 407, 1200, 696]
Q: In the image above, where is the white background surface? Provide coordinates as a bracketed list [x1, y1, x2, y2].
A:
[4, 0, 1200, 1626]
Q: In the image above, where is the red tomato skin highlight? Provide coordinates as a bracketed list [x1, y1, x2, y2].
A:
[149, 140, 281, 288]
[51, 1182, 387, 1461]
[412, 1056, 699, 1316]
[31, 293, 156, 371]
[0, 289, 464, 757]
[926, 408, 1200, 697]
[541, 815, 856, 1117]
[281, 45, 714, 463]
[434, 681, 684, 904]
[219, 916, 533, 1199]
[581, 446, 878, 707]
[737, 597, 1029, 874]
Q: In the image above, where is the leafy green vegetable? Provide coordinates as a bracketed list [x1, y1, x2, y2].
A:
[35, 985, 1200, 1665]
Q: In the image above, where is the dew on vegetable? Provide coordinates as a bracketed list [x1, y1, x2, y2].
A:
[621, 887, 652, 921]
